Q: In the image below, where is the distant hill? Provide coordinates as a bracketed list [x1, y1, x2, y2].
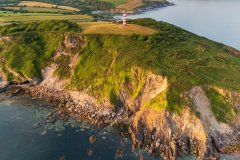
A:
[0, 0, 20, 4]
[0, 0, 171, 12]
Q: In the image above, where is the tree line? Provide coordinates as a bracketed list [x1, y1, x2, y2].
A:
[0, 20, 81, 35]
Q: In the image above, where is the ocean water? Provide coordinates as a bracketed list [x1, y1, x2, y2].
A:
[0, 96, 157, 160]
[0, 96, 238, 159]
[122, 0, 240, 50]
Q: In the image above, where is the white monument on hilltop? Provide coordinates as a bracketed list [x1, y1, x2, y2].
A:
[123, 14, 127, 26]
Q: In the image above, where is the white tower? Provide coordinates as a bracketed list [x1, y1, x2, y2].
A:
[123, 14, 127, 26]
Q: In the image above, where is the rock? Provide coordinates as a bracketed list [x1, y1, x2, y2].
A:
[30, 77, 42, 85]
[87, 148, 93, 157]
[0, 81, 10, 88]
[58, 155, 66, 160]
[139, 152, 144, 160]
[58, 134, 63, 137]
[115, 147, 124, 159]
[89, 135, 96, 144]
[32, 122, 41, 129]
[101, 136, 106, 140]
[40, 130, 47, 136]
[129, 107, 215, 160]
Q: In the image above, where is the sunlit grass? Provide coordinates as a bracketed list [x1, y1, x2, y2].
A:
[0, 14, 93, 24]
[18, 1, 80, 11]
[78, 22, 156, 35]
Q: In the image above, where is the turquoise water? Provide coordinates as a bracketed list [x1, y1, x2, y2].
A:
[124, 0, 240, 50]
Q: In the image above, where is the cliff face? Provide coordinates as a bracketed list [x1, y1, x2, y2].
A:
[9, 34, 237, 159]
[129, 86, 240, 160]
[1, 19, 240, 159]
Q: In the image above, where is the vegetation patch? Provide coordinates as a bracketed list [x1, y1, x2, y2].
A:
[109, 88, 118, 105]
[54, 55, 71, 80]
[204, 87, 236, 123]
[0, 0, 19, 5]
[124, 67, 145, 98]
[69, 35, 147, 101]
[0, 20, 81, 35]
[101, 0, 127, 6]
[0, 32, 63, 79]
[142, 91, 168, 111]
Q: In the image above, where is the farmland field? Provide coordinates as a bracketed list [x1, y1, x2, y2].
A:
[0, 13, 93, 25]
[3, 6, 74, 13]
[18, 1, 80, 11]
[100, 0, 127, 6]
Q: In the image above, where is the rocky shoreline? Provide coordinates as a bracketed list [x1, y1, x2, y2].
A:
[4, 84, 130, 128]
[2, 81, 240, 160]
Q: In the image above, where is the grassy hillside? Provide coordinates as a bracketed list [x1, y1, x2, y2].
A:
[1, 19, 240, 117]
[0, 20, 80, 79]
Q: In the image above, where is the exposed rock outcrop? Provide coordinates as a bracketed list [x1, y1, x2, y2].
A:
[129, 86, 240, 159]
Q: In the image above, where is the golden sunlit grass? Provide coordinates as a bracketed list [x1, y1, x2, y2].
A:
[3, 6, 73, 13]
[18, 1, 80, 11]
[79, 22, 156, 35]
[0, 14, 93, 24]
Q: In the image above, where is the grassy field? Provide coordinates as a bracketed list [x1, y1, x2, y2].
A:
[0, 13, 93, 25]
[101, 0, 127, 6]
[18, 1, 80, 11]
[3, 6, 74, 13]
[78, 22, 156, 35]
[0, 11, 61, 16]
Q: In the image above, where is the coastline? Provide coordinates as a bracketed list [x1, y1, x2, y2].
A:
[1, 20, 240, 159]
[5, 84, 129, 128]
[108, 1, 174, 15]
[1, 79, 240, 160]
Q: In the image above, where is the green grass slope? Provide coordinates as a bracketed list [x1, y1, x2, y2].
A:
[0, 20, 81, 80]
[71, 19, 240, 114]
[0, 19, 240, 117]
